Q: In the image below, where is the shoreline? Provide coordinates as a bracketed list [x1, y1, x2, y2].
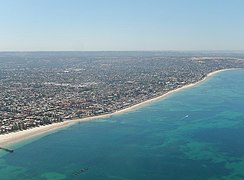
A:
[0, 68, 240, 147]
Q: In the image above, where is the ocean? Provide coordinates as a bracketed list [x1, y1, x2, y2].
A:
[1, 69, 244, 180]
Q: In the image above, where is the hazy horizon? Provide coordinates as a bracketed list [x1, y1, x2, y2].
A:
[0, 0, 244, 51]
[0, 50, 244, 53]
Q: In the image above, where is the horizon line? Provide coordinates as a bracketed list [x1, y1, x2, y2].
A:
[0, 50, 244, 53]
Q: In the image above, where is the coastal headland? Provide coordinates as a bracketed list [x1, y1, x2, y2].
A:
[0, 68, 240, 148]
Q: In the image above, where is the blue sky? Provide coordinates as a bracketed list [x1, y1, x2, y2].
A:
[0, 0, 243, 51]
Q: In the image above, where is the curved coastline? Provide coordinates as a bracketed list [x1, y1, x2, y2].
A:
[0, 68, 240, 147]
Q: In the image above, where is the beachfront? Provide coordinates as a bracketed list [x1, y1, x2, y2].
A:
[2, 53, 244, 136]
[0, 68, 238, 148]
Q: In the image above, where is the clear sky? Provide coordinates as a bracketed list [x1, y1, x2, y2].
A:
[0, 0, 243, 51]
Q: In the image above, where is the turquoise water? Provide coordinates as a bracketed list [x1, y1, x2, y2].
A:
[1, 69, 244, 180]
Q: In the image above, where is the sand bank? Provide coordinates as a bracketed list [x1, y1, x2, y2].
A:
[0, 68, 240, 147]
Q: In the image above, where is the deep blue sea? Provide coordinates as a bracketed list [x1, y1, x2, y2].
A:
[1, 69, 244, 180]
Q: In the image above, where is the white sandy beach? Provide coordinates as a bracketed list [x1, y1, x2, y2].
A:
[0, 68, 239, 148]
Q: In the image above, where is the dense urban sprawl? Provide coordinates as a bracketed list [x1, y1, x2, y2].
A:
[1, 52, 244, 134]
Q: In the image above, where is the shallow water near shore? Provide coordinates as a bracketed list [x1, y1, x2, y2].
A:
[1, 69, 244, 180]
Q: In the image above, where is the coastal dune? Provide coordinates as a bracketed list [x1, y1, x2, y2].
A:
[0, 68, 238, 148]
